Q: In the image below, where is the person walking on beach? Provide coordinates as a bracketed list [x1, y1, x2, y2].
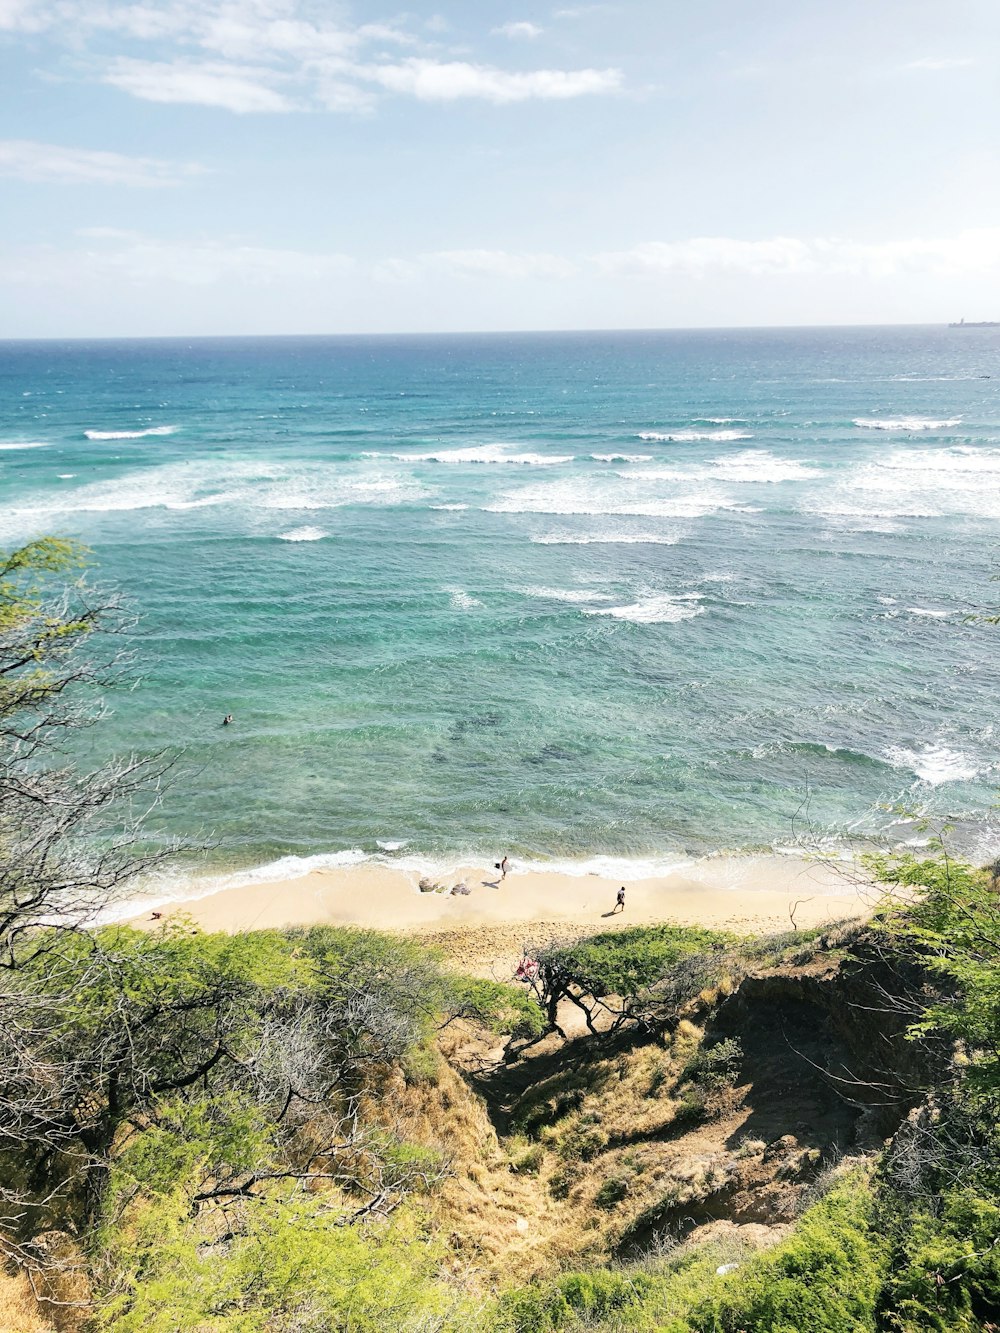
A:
[500, 855, 509, 880]
[613, 885, 626, 914]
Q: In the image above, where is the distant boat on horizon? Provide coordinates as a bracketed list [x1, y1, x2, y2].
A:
[948, 318, 1000, 327]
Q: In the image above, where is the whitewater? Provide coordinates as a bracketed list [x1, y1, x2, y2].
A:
[0, 326, 997, 894]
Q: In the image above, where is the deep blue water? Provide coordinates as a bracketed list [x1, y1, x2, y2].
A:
[1, 326, 998, 883]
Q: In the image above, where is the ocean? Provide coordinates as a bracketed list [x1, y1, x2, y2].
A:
[1, 326, 998, 891]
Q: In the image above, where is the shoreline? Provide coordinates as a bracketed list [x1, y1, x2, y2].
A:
[127, 853, 879, 977]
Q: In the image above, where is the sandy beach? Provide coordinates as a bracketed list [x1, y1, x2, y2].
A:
[133, 853, 877, 977]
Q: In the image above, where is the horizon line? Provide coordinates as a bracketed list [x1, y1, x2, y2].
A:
[0, 319, 977, 344]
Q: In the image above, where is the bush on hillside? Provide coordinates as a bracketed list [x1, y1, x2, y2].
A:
[539, 925, 733, 1001]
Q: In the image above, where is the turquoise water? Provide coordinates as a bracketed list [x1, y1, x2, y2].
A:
[1, 327, 998, 881]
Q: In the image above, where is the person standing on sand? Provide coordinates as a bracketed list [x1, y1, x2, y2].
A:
[613, 885, 626, 913]
[500, 855, 509, 880]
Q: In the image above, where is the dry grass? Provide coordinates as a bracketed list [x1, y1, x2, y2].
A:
[0, 1268, 63, 1333]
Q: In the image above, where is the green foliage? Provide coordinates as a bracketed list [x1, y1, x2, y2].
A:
[670, 1086, 708, 1125]
[594, 1174, 631, 1210]
[0, 537, 97, 716]
[507, 1135, 545, 1175]
[497, 1267, 653, 1331]
[95, 1181, 466, 1333]
[541, 925, 734, 999]
[683, 1172, 885, 1331]
[446, 975, 545, 1038]
[679, 1036, 743, 1089]
[870, 853, 1000, 1104]
[0, 920, 545, 1326]
[0, 536, 87, 629]
[880, 1186, 1000, 1331]
[103, 1094, 278, 1209]
[501, 1172, 884, 1333]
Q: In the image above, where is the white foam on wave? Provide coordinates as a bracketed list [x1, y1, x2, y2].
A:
[263, 475, 425, 511]
[116, 848, 698, 918]
[805, 447, 1000, 522]
[907, 607, 950, 618]
[513, 852, 695, 880]
[584, 592, 705, 624]
[430, 503, 470, 511]
[385, 850, 699, 882]
[0, 459, 431, 534]
[886, 743, 982, 785]
[0, 440, 48, 451]
[95, 848, 372, 923]
[638, 429, 752, 442]
[104, 843, 875, 923]
[520, 585, 609, 604]
[853, 417, 962, 432]
[591, 453, 653, 463]
[448, 588, 483, 610]
[487, 474, 733, 519]
[84, 425, 178, 440]
[630, 450, 816, 486]
[708, 450, 818, 482]
[278, 526, 328, 542]
[879, 446, 1000, 475]
[530, 530, 683, 545]
[369, 444, 573, 466]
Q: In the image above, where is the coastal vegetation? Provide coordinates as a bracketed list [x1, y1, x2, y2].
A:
[2, 538, 1000, 1330]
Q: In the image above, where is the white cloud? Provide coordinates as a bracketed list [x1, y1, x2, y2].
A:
[1, 0, 623, 111]
[553, 5, 611, 17]
[595, 237, 813, 276]
[9, 226, 1000, 293]
[104, 58, 295, 113]
[0, 138, 204, 186]
[594, 230, 1000, 279]
[430, 249, 577, 278]
[903, 56, 976, 71]
[2, 232, 356, 286]
[0, 0, 47, 31]
[361, 58, 621, 102]
[492, 21, 544, 39]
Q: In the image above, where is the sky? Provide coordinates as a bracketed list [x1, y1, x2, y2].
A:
[1, 0, 999, 336]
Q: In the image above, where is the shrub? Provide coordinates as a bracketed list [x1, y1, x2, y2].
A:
[680, 1037, 743, 1089]
[445, 976, 545, 1039]
[508, 1136, 545, 1175]
[540, 925, 735, 1000]
[880, 1186, 1000, 1331]
[671, 1088, 707, 1126]
[684, 1170, 885, 1332]
[594, 1175, 631, 1210]
[497, 1269, 653, 1331]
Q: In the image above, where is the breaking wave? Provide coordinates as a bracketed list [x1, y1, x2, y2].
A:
[638, 429, 752, 442]
[519, 585, 609, 604]
[278, 526, 328, 542]
[852, 417, 962, 432]
[369, 444, 573, 466]
[584, 592, 705, 624]
[591, 453, 653, 463]
[529, 531, 683, 545]
[84, 425, 179, 440]
[885, 743, 982, 785]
